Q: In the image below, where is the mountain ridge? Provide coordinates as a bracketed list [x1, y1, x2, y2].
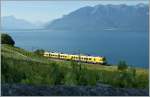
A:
[46, 4, 149, 32]
[1, 16, 44, 30]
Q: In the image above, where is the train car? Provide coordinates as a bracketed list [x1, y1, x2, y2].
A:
[59, 53, 70, 60]
[49, 52, 59, 58]
[44, 52, 58, 58]
[43, 52, 106, 64]
[70, 54, 79, 61]
[44, 52, 50, 57]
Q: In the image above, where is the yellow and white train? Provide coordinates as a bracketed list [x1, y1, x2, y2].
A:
[44, 52, 107, 64]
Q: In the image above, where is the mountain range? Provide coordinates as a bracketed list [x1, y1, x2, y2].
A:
[2, 3, 149, 32]
[46, 3, 149, 32]
[1, 16, 43, 30]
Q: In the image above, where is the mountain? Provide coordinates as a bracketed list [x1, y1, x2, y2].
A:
[46, 4, 149, 32]
[1, 16, 40, 30]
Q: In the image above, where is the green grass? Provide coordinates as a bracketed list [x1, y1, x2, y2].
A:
[1, 44, 149, 88]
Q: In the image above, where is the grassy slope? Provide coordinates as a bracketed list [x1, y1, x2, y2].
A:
[2, 44, 148, 73]
[1, 44, 149, 88]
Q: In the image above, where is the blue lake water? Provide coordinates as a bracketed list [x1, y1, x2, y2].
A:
[4, 29, 149, 68]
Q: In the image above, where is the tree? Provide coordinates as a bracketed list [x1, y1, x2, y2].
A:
[1, 33, 15, 46]
[34, 49, 45, 56]
[117, 61, 128, 71]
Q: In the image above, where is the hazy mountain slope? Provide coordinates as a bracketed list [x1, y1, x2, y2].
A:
[1, 16, 38, 29]
[46, 4, 149, 32]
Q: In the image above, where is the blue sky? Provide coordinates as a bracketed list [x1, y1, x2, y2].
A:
[1, 0, 149, 23]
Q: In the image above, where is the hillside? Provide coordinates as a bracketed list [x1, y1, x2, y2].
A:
[46, 4, 149, 32]
[1, 44, 149, 96]
[1, 16, 42, 30]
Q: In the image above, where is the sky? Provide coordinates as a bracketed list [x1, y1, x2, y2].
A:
[1, 0, 149, 23]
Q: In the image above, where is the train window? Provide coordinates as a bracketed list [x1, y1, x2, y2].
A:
[94, 58, 95, 61]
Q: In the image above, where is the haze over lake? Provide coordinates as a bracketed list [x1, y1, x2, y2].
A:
[4, 29, 149, 68]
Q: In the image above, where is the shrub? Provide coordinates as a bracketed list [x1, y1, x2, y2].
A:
[49, 62, 65, 85]
[1, 55, 26, 83]
[1, 33, 15, 46]
[64, 72, 77, 86]
[117, 61, 128, 71]
[34, 49, 45, 56]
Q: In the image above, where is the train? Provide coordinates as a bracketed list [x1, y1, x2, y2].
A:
[43, 52, 107, 64]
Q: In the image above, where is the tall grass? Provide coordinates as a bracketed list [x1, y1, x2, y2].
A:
[1, 45, 149, 88]
[1, 55, 148, 88]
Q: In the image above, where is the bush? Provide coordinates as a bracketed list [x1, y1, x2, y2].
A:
[117, 61, 128, 71]
[34, 49, 45, 56]
[1, 33, 15, 46]
[1, 55, 26, 83]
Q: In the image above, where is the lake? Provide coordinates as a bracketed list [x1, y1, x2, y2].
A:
[3, 29, 149, 68]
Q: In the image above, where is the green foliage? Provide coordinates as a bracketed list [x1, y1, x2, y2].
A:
[117, 61, 128, 71]
[1, 33, 15, 46]
[34, 49, 45, 56]
[1, 55, 26, 83]
[1, 45, 149, 88]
